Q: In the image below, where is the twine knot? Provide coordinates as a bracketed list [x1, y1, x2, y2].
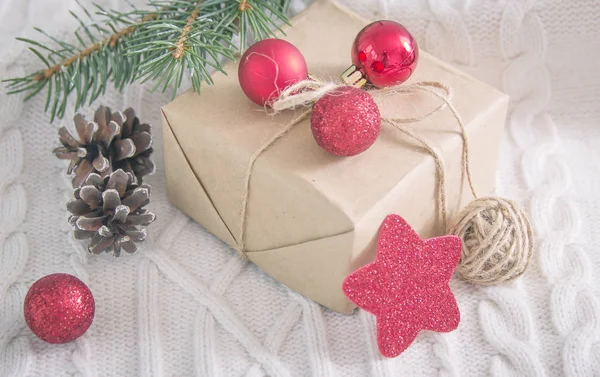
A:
[448, 197, 533, 285]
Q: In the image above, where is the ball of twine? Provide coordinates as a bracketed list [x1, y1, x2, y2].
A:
[448, 197, 534, 285]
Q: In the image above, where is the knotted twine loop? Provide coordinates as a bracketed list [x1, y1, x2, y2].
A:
[237, 80, 451, 259]
[237, 78, 534, 286]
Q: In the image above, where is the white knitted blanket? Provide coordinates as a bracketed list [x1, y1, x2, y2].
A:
[1, 0, 599, 376]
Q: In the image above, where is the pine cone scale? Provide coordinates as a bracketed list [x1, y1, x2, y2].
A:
[131, 157, 155, 177]
[67, 199, 91, 215]
[73, 160, 94, 187]
[113, 138, 136, 161]
[111, 111, 126, 127]
[119, 238, 138, 254]
[94, 107, 111, 131]
[79, 185, 102, 208]
[112, 205, 130, 224]
[102, 189, 121, 212]
[76, 215, 109, 231]
[126, 212, 155, 226]
[121, 187, 149, 211]
[123, 108, 136, 136]
[58, 127, 80, 148]
[100, 166, 113, 178]
[136, 123, 151, 134]
[73, 114, 88, 134]
[53, 148, 80, 161]
[86, 173, 104, 187]
[89, 233, 115, 255]
[125, 228, 146, 242]
[130, 132, 152, 155]
[101, 120, 121, 147]
[106, 169, 129, 196]
[92, 152, 110, 172]
[76, 120, 97, 145]
[74, 229, 96, 240]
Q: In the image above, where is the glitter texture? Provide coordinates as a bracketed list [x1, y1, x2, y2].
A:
[24, 273, 95, 344]
[310, 86, 380, 156]
[343, 215, 462, 357]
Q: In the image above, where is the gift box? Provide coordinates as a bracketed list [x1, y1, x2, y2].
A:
[160, 0, 509, 313]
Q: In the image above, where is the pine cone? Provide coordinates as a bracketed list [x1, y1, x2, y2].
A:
[67, 169, 156, 257]
[53, 106, 154, 187]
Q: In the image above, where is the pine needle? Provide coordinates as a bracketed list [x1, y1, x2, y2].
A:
[3, 0, 292, 120]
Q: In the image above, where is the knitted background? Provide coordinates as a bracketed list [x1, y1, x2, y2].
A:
[1, 0, 599, 376]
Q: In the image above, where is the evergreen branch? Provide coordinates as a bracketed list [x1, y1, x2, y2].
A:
[32, 12, 156, 83]
[3, 0, 293, 120]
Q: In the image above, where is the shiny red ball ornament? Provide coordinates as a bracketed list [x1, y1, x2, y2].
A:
[311, 86, 381, 156]
[238, 38, 308, 106]
[345, 20, 418, 88]
[24, 273, 95, 344]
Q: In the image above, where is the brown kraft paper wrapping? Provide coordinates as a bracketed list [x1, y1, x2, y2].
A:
[161, 0, 509, 313]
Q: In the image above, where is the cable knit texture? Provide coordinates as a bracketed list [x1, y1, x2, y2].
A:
[1, 0, 599, 376]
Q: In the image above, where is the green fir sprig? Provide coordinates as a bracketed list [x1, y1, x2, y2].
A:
[3, 0, 292, 120]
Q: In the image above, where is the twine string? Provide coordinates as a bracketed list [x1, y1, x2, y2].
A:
[236, 109, 311, 259]
[236, 80, 477, 258]
[392, 83, 478, 199]
[384, 120, 449, 231]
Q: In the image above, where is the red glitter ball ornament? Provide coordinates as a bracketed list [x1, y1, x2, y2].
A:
[350, 20, 418, 88]
[311, 86, 381, 156]
[343, 215, 461, 358]
[238, 38, 308, 106]
[24, 273, 95, 344]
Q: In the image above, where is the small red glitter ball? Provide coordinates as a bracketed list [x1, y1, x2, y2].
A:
[24, 273, 95, 344]
[351, 20, 418, 87]
[238, 38, 308, 106]
[311, 86, 381, 156]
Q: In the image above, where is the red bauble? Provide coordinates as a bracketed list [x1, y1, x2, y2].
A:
[238, 38, 308, 106]
[311, 86, 381, 156]
[24, 273, 95, 344]
[351, 20, 418, 88]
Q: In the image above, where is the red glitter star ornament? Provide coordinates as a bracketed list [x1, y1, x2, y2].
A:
[343, 215, 462, 357]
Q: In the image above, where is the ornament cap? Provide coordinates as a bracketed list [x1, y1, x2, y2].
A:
[340, 65, 368, 88]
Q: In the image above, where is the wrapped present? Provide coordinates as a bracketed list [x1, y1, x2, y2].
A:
[160, 0, 508, 313]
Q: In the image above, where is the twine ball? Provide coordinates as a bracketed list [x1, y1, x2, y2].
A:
[448, 197, 533, 285]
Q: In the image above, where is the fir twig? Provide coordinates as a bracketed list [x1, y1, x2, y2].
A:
[33, 13, 158, 83]
[3, 0, 292, 121]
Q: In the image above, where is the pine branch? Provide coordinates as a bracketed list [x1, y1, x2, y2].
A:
[3, 0, 292, 121]
[3, 3, 150, 120]
[33, 13, 158, 83]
